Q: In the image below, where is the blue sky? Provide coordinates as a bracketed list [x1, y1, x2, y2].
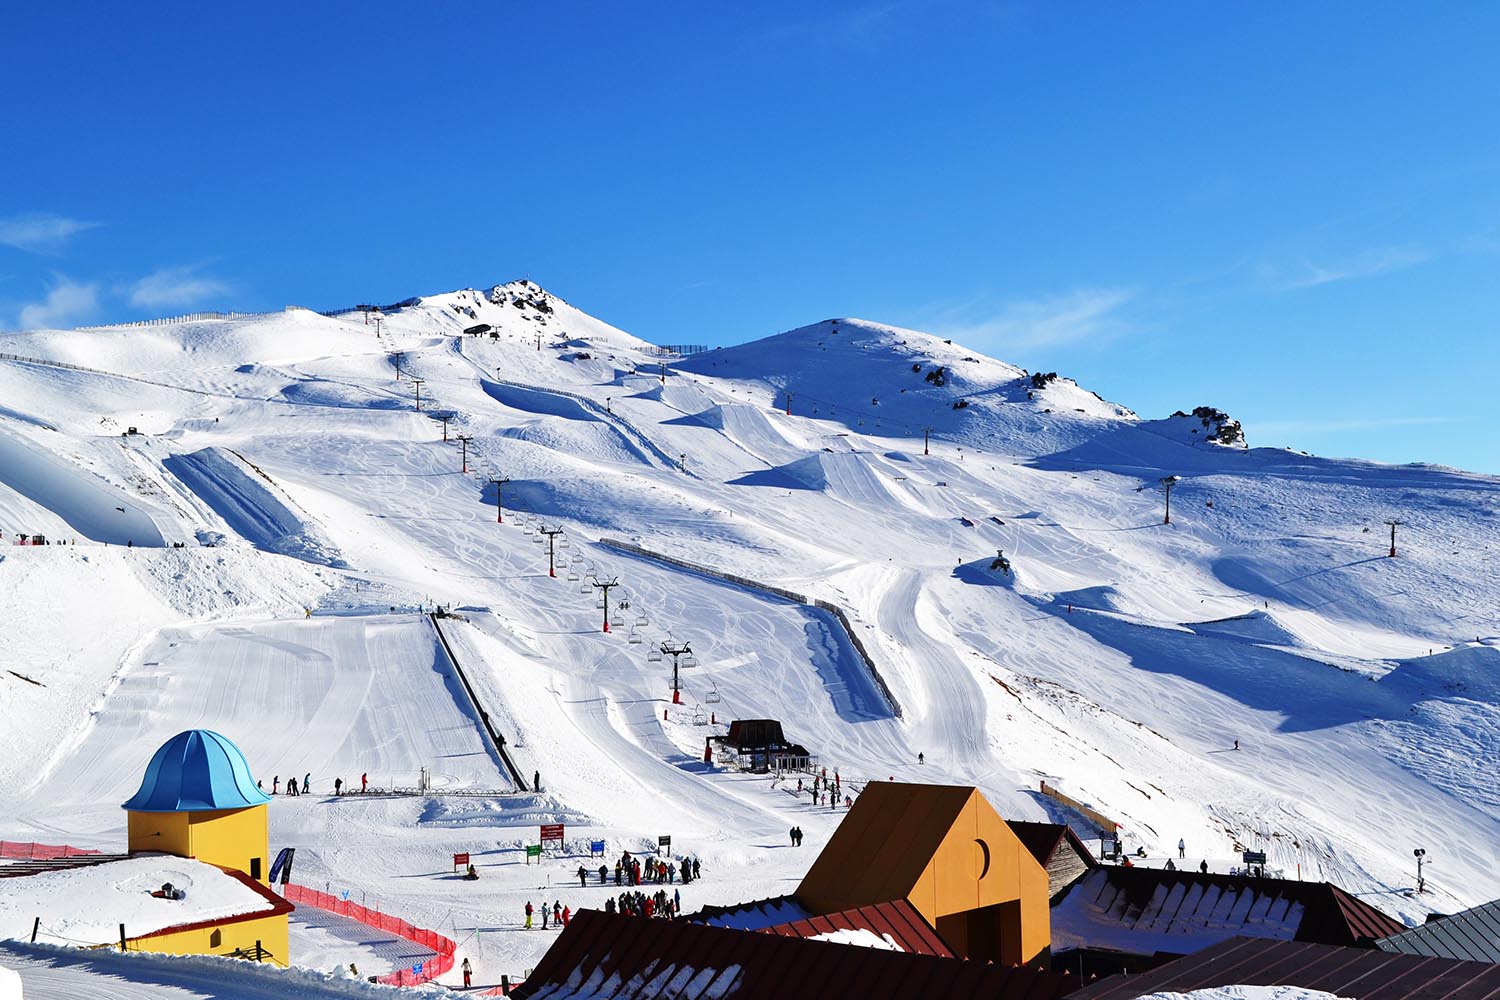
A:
[3, 3, 1497, 472]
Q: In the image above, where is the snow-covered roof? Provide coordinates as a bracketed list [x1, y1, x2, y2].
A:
[0, 855, 283, 946]
[688, 894, 811, 931]
[122, 730, 270, 812]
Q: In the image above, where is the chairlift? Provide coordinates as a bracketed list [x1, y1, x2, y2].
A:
[567, 569, 580, 581]
[610, 611, 625, 627]
[580, 580, 593, 594]
[635, 613, 649, 627]
[680, 652, 698, 668]
[558, 537, 570, 548]
[691, 706, 708, 726]
[647, 646, 663, 662]
[705, 682, 721, 704]
[595, 596, 607, 609]
[628, 629, 643, 644]
[532, 532, 546, 543]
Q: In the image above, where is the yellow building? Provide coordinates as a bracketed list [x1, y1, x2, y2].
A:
[123, 729, 272, 883]
[796, 782, 1051, 965]
[119, 729, 290, 964]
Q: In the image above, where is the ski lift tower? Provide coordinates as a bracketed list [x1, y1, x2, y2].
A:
[539, 526, 564, 577]
[489, 476, 510, 523]
[591, 576, 619, 633]
[661, 639, 693, 705]
[1160, 475, 1180, 525]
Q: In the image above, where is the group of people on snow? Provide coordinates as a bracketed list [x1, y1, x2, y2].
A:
[524, 899, 574, 930]
[601, 850, 701, 887]
[257, 772, 369, 797]
[605, 887, 681, 919]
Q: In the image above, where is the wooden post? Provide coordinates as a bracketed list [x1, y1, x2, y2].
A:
[502, 974, 511, 995]
[31, 916, 39, 943]
[120, 923, 127, 951]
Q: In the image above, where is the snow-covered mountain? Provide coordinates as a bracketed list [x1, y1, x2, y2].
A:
[2, 280, 1497, 984]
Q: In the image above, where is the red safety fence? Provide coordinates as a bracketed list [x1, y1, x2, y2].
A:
[283, 883, 456, 987]
[0, 841, 103, 860]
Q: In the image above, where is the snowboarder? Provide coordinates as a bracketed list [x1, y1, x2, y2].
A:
[524, 900, 534, 929]
[361, 772, 368, 794]
[462, 957, 471, 988]
[1233, 739, 1240, 751]
[1178, 838, 1186, 859]
[465, 864, 478, 880]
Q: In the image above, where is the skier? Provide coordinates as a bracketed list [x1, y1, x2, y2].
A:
[692, 857, 701, 880]
[578, 865, 589, 888]
[334, 777, 342, 796]
[553, 901, 562, 925]
[524, 901, 533, 929]
[273, 775, 279, 795]
[288, 777, 298, 796]
[790, 827, 796, 846]
[361, 772, 368, 794]
[465, 864, 478, 880]
[561, 905, 571, 927]
[1199, 860, 1209, 874]
[1233, 739, 1240, 751]
[462, 957, 472, 988]
[304, 772, 311, 795]
[598, 863, 608, 884]
[534, 770, 541, 792]
[918, 752, 924, 764]
[541, 905, 548, 930]
[1178, 838, 1186, 859]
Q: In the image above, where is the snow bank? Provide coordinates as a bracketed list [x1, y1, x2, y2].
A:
[1136, 988, 1350, 1000]
[164, 447, 346, 567]
[0, 856, 273, 946]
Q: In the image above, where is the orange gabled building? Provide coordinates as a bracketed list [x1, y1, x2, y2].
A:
[795, 782, 1051, 965]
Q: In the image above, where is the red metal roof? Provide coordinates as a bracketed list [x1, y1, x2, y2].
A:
[513, 909, 1073, 1000]
[764, 899, 954, 956]
[1069, 936, 1500, 1000]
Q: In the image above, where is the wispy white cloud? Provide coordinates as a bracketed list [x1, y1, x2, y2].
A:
[17, 279, 101, 329]
[1262, 246, 1430, 291]
[128, 264, 231, 309]
[0, 214, 99, 254]
[929, 287, 1135, 353]
[1255, 415, 1459, 436]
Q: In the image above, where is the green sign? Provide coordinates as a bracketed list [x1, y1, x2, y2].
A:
[525, 844, 542, 864]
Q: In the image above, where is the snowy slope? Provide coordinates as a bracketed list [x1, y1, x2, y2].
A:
[2, 282, 1498, 989]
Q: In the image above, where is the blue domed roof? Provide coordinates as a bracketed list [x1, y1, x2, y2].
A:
[121, 730, 271, 812]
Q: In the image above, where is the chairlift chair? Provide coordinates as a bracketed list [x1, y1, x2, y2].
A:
[680, 652, 698, 668]
[635, 613, 649, 626]
[705, 682, 721, 704]
[595, 596, 607, 609]
[558, 537, 570, 548]
[628, 629, 643, 644]
[580, 580, 593, 594]
[647, 646, 663, 662]
[610, 611, 626, 627]
[567, 568, 580, 581]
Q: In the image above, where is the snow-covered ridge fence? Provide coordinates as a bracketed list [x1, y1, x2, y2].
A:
[597, 538, 903, 718]
[79, 310, 263, 330]
[429, 614, 529, 791]
[0, 352, 214, 399]
[283, 882, 456, 987]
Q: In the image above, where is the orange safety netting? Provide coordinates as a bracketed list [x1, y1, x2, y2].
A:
[0, 841, 103, 860]
[283, 882, 456, 987]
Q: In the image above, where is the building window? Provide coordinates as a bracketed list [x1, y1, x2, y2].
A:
[210, 929, 222, 948]
[250, 857, 262, 880]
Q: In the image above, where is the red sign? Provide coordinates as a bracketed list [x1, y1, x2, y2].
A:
[540, 823, 565, 844]
[453, 852, 470, 871]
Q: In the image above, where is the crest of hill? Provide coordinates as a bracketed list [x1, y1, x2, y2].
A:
[676, 318, 1139, 455]
[390, 280, 659, 355]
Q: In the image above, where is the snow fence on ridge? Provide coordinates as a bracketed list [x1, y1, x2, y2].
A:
[597, 538, 902, 718]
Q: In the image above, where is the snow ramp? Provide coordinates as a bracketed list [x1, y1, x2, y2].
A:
[0, 430, 164, 546]
[164, 447, 346, 566]
[733, 452, 906, 508]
